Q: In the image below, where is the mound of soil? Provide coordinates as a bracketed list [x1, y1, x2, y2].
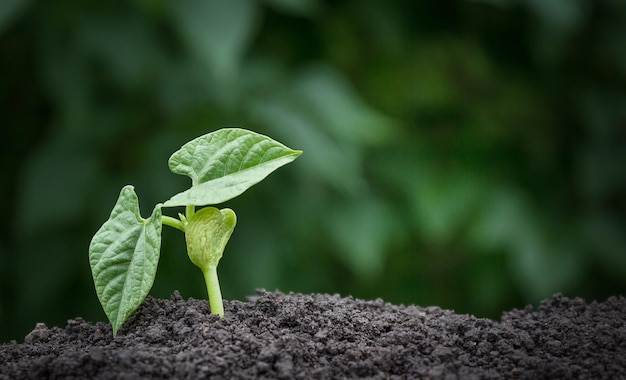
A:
[1, 291, 625, 379]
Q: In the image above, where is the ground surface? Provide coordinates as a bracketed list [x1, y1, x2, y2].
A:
[1, 291, 625, 379]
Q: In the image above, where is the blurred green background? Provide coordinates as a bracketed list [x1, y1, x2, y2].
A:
[1, 0, 625, 343]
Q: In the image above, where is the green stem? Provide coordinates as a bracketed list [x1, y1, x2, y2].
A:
[161, 215, 185, 231]
[203, 266, 224, 317]
[186, 204, 195, 220]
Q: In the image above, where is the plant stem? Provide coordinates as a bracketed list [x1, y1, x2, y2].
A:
[161, 215, 185, 231]
[203, 266, 224, 317]
[186, 204, 195, 220]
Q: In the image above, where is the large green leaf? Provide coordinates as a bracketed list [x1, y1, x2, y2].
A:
[89, 185, 162, 337]
[164, 128, 302, 207]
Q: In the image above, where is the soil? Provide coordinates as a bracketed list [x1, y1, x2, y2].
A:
[1, 291, 625, 379]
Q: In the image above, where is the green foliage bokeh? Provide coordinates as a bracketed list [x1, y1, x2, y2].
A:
[1, 0, 625, 342]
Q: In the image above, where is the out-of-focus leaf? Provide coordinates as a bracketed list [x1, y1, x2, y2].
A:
[467, 187, 530, 252]
[17, 137, 100, 234]
[292, 65, 396, 145]
[469, 186, 586, 299]
[525, 0, 589, 67]
[525, 0, 587, 31]
[251, 96, 365, 195]
[170, 0, 258, 83]
[328, 196, 398, 277]
[508, 225, 584, 300]
[410, 170, 485, 244]
[0, 0, 31, 35]
[76, 14, 162, 88]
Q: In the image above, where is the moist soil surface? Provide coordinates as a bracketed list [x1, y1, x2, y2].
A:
[1, 291, 625, 379]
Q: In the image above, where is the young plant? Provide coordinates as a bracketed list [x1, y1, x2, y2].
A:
[88, 128, 301, 337]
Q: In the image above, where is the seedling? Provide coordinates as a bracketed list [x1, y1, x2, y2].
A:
[88, 128, 301, 337]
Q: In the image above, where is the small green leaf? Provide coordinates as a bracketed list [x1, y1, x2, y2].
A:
[163, 128, 302, 207]
[185, 207, 237, 317]
[89, 185, 162, 337]
[185, 207, 237, 272]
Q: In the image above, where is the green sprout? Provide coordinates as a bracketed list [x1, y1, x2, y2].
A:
[88, 128, 302, 337]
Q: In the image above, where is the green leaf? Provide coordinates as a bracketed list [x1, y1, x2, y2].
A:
[184, 207, 237, 317]
[292, 65, 397, 145]
[89, 185, 162, 337]
[170, 0, 258, 81]
[185, 207, 237, 272]
[163, 128, 302, 207]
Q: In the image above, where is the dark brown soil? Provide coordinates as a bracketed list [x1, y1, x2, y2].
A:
[1, 291, 625, 379]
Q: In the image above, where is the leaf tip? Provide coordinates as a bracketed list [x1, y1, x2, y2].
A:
[120, 184, 135, 193]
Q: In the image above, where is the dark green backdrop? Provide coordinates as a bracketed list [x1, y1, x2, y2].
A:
[1, 0, 625, 343]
